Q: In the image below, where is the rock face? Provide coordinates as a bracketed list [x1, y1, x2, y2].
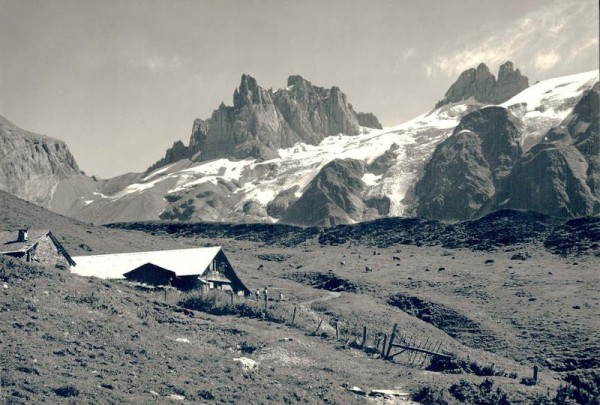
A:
[413, 107, 522, 220]
[0, 115, 81, 207]
[146, 140, 190, 173]
[356, 112, 383, 129]
[504, 82, 600, 217]
[280, 159, 367, 227]
[435, 62, 528, 108]
[148, 74, 382, 170]
[416, 82, 600, 220]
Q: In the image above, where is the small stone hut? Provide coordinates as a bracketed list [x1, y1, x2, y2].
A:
[0, 229, 75, 268]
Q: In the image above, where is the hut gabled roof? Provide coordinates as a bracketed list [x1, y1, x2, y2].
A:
[0, 229, 50, 254]
[71, 246, 223, 279]
[0, 229, 75, 266]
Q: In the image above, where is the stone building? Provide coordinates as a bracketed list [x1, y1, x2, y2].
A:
[0, 229, 75, 269]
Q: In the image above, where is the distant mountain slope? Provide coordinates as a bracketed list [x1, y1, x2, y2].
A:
[0, 190, 189, 256]
[0, 115, 81, 207]
[64, 68, 597, 225]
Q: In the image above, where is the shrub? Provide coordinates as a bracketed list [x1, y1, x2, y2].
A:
[411, 386, 450, 404]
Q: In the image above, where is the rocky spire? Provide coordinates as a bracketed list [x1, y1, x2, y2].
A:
[435, 61, 528, 108]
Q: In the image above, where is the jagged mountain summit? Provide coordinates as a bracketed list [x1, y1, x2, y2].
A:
[435, 61, 528, 108]
[147, 74, 382, 172]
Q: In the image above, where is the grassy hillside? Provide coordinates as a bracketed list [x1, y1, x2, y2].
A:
[0, 190, 195, 256]
[1, 190, 598, 403]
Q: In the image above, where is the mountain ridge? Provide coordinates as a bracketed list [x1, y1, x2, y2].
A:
[1, 67, 597, 226]
[147, 74, 382, 173]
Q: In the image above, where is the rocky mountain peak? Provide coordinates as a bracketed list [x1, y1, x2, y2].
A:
[287, 74, 309, 87]
[435, 61, 528, 108]
[147, 74, 382, 171]
[234, 74, 272, 108]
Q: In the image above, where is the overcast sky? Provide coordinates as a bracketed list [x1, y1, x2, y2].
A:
[0, 0, 598, 178]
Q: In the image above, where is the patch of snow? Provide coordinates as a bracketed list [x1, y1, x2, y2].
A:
[168, 394, 185, 401]
[142, 162, 176, 181]
[175, 337, 190, 343]
[233, 357, 258, 371]
[501, 70, 598, 151]
[83, 200, 94, 206]
[362, 173, 382, 186]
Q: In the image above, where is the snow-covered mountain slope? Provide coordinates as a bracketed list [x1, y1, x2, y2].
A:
[501, 70, 599, 151]
[53, 70, 599, 225]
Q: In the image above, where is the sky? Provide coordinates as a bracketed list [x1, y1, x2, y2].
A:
[0, 0, 598, 178]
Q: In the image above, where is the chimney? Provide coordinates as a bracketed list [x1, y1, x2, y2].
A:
[17, 229, 28, 242]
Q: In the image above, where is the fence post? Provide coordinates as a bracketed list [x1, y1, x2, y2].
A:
[164, 288, 167, 302]
[291, 306, 297, 325]
[335, 321, 339, 340]
[381, 333, 387, 357]
[230, 291, 234, 306]
[361, 326, 367, 350]
[533, 365, 538, 384]
[314, 319, 323, 334]
[264, 294, 268, 311]
[385, 323, 398, 359]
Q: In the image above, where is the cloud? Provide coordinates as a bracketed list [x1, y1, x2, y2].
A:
[130, 55, 182, 74]
[424, 64, 432, 78]
[402, 48, 416, 60]
[534, 51, 561, 71]
[426, 1, 597, 79]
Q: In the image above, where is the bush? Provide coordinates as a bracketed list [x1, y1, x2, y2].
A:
[178, 292, 286, 324]
[448, 379, 511, 405]
[411, 386, 450, 404]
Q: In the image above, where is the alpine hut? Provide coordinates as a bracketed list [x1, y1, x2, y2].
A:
[71, 246, 250, 295]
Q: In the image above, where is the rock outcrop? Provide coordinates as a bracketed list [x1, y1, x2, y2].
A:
[148, 74, 382, 171]
[504, 82, 600, 217]
[413, 107, 522, 220]
[356, 112, 383, 129]
[416, 82, 600, 221]
[0, 115, 81, 207]
[435, 62, 528, 108]
[280, 159, 367, 227]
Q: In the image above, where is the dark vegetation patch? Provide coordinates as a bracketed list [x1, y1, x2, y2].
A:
[159, 199, 195, 221]
[387, 293, 501, 351]
[178, 293, 286, 323]
[54, 386, 80, 398]
[164, 194, 183, 203]
[283, 271, 360, 293]
[107, 221, 319, 247]
[412, 379, 512, 405]
[427, 354, 517, 378]
[544, 217, 600, 257]
[318, 217, 448, 247]
[109, 209, 597, 256]
[557, 369, 600, 404]
[0, 256, 54, 282]
[257, 253, 291, 262]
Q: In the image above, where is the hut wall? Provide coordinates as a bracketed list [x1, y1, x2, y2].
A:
[124, 264, 176, 286]
[173, 275, 204, 291]
[30, 236, 69, 268]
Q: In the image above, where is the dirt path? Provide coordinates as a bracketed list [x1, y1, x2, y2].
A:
[299, 291, 341, 307]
